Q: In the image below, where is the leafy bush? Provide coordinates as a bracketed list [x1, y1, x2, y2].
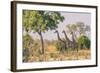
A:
[77, 35, 90, 49]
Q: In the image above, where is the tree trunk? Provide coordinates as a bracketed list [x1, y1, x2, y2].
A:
[38, 31, 44, 55]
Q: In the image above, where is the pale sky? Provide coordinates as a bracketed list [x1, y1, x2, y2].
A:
[28, 11, 91, 41]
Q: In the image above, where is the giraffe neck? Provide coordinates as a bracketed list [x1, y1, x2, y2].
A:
[63, 31, 71, 42]
[56, 31, 64, 42]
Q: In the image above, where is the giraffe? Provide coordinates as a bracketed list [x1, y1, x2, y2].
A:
[54, 30, 66, 54]
[71, 32, 79, 59]
[71, 32, 78, 51]
[62, 30, 73, 49]
[62, 30, 78, 60]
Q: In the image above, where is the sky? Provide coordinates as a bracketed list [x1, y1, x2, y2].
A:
[25, 11, 91, 41]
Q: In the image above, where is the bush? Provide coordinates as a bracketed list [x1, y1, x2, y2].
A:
[77, 35, 90, 49]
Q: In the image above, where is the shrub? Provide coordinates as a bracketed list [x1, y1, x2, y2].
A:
[77, 35, 90, 49]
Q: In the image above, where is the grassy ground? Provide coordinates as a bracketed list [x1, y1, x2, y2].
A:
[26, 49, 91, 62]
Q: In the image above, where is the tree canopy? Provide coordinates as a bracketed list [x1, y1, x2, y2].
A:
[23, 10, 64, 33]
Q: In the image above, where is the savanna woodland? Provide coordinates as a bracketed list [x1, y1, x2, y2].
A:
[22, 10, 91, 62]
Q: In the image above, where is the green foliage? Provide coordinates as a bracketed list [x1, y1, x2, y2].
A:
[23, 34, 33, 49]
[77, 35, 90, 49]
[23, 10, 64, 33]
[23, 34, 42, 62]
[23, 34, 34, 62]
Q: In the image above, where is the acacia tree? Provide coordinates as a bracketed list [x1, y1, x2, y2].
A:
[23, 10, 64, 55]
[76, 22, 90, 36]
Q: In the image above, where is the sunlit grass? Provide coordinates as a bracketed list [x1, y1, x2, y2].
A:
[24, 48, 91, 62]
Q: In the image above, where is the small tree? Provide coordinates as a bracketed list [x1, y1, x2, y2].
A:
[23, 10, 64, 55]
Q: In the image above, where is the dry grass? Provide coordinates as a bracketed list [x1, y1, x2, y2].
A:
[23, 45, 91, 62]
[26, 49, 91, 62]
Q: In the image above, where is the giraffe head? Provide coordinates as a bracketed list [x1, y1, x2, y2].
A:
[54, 30, 58, 33]
[62, 30, 66, 33]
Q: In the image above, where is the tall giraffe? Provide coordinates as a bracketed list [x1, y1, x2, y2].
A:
[71, 32, 78, 50]
[62, 30, 78, 60]
[62, 30, 73, 49]
[54, 30, 66, 53]
[71, 32, 78, 60]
